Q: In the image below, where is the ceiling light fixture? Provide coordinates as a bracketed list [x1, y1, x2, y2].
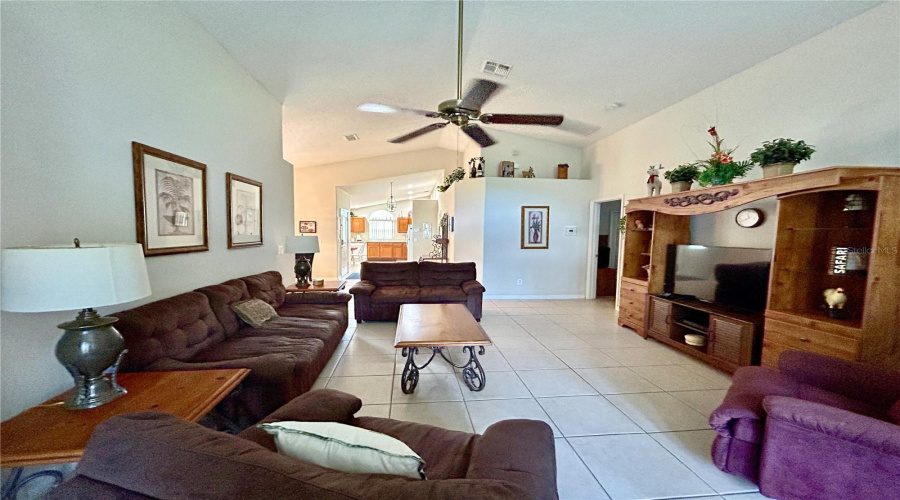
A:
[604, 102, 625, 111]
[386, 182, 397, 213]
[357, 103, 396, 113]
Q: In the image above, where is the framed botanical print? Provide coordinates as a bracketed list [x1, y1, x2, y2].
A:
[299, 221, 317, 234]
[132, 142, 208, 256]
[226, 173, 263, 248]
[521, 206, 549, 249]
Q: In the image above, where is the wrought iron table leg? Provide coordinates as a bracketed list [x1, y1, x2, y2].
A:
[1, 467, 64, 500]
[436, 345, 487, 391]
[400, 347, 439, 394]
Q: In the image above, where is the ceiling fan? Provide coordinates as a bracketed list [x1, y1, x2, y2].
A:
[357, 0, 564, 148]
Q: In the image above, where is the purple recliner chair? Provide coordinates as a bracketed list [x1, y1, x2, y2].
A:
[710, 350, 900, 500]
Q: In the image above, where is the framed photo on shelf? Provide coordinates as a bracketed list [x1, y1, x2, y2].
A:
[521, 206, 549, 249]
[226, 173, 262, 249]
[299, 221, 317, 233]
[499, 161, 516, 178]
[132, 142, 208, 256]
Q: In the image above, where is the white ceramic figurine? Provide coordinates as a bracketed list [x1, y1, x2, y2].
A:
[646, 164, 664, 196]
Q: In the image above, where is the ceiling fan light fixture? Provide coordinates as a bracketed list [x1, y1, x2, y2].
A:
[386, 182, 397, 213]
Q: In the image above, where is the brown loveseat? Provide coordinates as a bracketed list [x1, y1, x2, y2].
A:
[113, 271, 350, 422]
[49, 390, 558, 500]
[349, 261, 485, 321]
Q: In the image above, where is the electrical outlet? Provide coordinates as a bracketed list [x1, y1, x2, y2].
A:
[516, 278, 523, 286]
[277, 245, 285, 255]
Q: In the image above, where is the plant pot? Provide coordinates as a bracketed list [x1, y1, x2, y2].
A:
[762, 162, 797, 178]
[670, 181, 693, 193]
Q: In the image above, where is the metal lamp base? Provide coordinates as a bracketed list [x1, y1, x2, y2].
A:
[56, 309, 128, 410]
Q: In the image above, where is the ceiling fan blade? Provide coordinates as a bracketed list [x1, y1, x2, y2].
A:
[458, 79, 504, 112]
[388, 122, 449, 144]
[461, 124, 496, 148]
[480, 114, 564, 126]
[358, 103, 440, 118]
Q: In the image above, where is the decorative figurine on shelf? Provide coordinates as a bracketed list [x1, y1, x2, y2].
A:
[522, 167, 536, 178]
[645, 164, 664, 196]
[557, 164, 569, 179]
[634, 220, 646, 230]
[468, 156, 485, 178]
[823, 287, 848, 319]
[641, 264, 651, 275]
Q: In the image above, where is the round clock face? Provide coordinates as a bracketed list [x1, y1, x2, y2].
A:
[736, 208, 763, 228]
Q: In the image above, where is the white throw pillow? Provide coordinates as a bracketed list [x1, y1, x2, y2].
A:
[259, 421, 426, 479]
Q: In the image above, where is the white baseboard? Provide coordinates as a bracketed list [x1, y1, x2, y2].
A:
[484, 294, 586, 300]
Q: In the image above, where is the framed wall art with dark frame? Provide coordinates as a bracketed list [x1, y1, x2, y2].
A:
[132, 142, 209, 256]
[299, 221, 317, 234]
[521, 206, 549, 249]
[226, 173, 263, 249]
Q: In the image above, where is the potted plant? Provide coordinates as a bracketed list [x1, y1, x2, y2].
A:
[750, 138, 815, 178]
[664, 163, 700, 192]
[696, 127, 754, 187]
[437, 167, 466, 192]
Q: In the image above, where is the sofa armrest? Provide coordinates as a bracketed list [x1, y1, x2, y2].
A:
[467, 420, 558, 499]
[461, 280, 486, 295]
[237, 389, 363, 448]
[762, 396, 900, 455]
[709, 366, 800, 437]
[778, 351, 900, 409]
[283, 291, 351, 305]
[349, 280, 376, 296]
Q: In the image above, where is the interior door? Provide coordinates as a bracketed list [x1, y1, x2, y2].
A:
[339, 209, 350, 278]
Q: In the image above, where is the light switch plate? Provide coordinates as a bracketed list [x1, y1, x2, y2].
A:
[564, 226, 577, 235]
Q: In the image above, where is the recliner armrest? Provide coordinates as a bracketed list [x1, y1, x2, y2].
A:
[778, 351, 900, 409]
[237, 390, 362, 449]
[709, 366, 800, 437]
[348, 280, 376, 296]
[461, 280, 485, 295]
[467, 419, 557, 499]
[283, 291, 351, 305]
[762, 396, 900, 455]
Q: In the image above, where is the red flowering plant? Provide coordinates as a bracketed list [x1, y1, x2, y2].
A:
[696, 126, 754, 186]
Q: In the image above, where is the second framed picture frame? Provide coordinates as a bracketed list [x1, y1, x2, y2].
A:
[132, 142, 209, 256]
[521, 206, 549, 249]
[226, 173, 263, 248]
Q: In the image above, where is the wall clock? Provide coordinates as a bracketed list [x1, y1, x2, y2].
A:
[735, 208, 764, 228]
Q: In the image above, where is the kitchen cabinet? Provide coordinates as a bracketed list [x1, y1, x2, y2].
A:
[397, 217, 411, 234]
[366, 242, 407, 261]
[350, 217, 366, 233]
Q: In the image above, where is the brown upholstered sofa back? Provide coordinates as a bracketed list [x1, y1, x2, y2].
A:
[195, 279, 252, 336]
[418, 261, 476, 286]
[360, 261, 420, 286]
[241, 271, 287, 308]
[114, 292, 226, 371]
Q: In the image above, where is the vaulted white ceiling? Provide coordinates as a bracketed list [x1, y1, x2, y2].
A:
[180, 1, 879, 168]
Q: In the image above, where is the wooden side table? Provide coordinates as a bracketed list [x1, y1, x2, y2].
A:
[0, 369, 248, 498]
[286, 280, 346, 293]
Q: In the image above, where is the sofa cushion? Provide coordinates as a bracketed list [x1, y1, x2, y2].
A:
[191, 336, 323, 364]
[241, 271, 287, 309]
[113, 292, 226, 371]
[232, 299, 279, 328]
[195, 279, 251, 336]
[237, 317, 342, 347]
[890, 400, 900, 424]
[418, 285, 467, 303]
[260, 421, 426, 479]
[361, 262, 419, 287]
[418, 261, 476, 287]
[371, 286, 420, 304]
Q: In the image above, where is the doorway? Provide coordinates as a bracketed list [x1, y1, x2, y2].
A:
[338, 208, 350, 279]
[586, 197, 625, 304]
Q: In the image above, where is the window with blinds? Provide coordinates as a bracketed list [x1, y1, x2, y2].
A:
[368, 210, 395, 240]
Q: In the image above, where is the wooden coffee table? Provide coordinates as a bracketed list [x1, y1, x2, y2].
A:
[0, 369, 248, 497]
[394, 304, 492, 394]
[286, 280, 346, 293]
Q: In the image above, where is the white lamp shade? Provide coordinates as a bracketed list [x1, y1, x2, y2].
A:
[1, 243, 151, 313]
[285, 236, 320, 254]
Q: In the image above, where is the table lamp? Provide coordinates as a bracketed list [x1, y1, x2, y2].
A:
[285, 235, 319, 286]
[1, 240, 151, 409]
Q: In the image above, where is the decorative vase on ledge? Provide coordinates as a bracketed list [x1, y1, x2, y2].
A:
[761, 162, 798, 178]
[670, 181, 693, 193]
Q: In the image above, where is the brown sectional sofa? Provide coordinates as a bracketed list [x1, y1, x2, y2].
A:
[113, 271, 350, 423]
[49, 390, 559, 500]
[350, 261, 485, 321]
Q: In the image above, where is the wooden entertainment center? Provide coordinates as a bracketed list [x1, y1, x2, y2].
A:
[617, 167, 900, 371]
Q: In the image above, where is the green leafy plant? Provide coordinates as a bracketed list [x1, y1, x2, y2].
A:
[437, 167, 466, 192]
[696, 127, 754, 187]
[618, 216, 626, 234]
[664, 163, 701, 183]
[749, 138, 815, 166]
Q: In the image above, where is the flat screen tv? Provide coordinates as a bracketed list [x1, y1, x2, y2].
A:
[665, 245, 772, 313]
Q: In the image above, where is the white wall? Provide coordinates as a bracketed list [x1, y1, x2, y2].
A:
[690, 198, 778, 250]
[411, 200, 439, 260]
[585, 2, 900, 203]
[294, 148, 460, 278]
[482, 130, 585, 179]
[0, 2, 294, 419]
[452, 179, 486, 282]
[482, 178, 597, 298]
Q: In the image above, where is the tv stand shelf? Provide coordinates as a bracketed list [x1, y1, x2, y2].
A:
[646, 296, 763, 373]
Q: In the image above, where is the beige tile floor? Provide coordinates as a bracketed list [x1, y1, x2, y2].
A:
[318, 297, 762, 500]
